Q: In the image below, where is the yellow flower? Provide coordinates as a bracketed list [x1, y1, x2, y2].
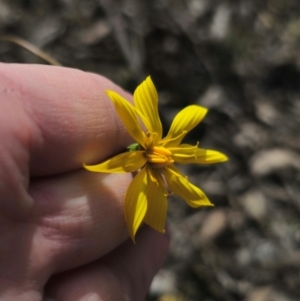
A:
[84, 76, 228, 241]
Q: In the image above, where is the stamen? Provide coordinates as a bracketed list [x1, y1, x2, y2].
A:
[152, 146, 172, 156]
[146, 153, 168, 163]
[156, 169, 173, 196]
[145, 137, 153, 149]
[145, 145, 174, 168]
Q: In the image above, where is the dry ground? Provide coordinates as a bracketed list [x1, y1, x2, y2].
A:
[1, 0, 300, 300]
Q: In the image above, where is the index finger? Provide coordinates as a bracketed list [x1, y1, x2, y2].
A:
[0, 63, 132, 177]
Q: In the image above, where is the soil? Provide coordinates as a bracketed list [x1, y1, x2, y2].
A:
[1, 0, 300, 300]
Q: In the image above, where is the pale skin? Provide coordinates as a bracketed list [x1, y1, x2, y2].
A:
[0, 63, 170, 301]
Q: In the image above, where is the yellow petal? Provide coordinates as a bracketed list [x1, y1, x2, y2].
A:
[164, 166, 213, 208]
[169, 143, 198, 158]
[106, 90, 146, 147]
[170, 145, 228, 164]
[143, 168, 168, 233]
[134, 76, 163, 142]
[83, 151, 146, 173]
[159, 131, 187, 149]
[124, 167, 148, 242]
[146, 166, 159, 185]
[163, 105, 208, 147]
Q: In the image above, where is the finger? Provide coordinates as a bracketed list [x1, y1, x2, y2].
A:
[0, 170, 132, 295]
[45, 225, 170, 301]
[0, 63, 133, 177]
[0, 63, 132, 214]
[29, 171, 131, 276]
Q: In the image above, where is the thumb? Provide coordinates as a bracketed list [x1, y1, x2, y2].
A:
[46, 225, 170, 301]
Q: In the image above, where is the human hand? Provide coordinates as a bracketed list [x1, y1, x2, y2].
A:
[0, 63, 169, 301]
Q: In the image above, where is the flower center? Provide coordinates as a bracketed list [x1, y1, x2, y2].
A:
[145, 146, 174, 168]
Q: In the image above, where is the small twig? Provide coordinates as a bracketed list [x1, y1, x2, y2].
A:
[0, 35, 61, 66]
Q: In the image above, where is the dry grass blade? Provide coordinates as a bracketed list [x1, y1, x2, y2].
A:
[0, 35, 61, 66]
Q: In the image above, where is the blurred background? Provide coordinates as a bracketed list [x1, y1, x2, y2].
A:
[1, 0, 300, 300]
